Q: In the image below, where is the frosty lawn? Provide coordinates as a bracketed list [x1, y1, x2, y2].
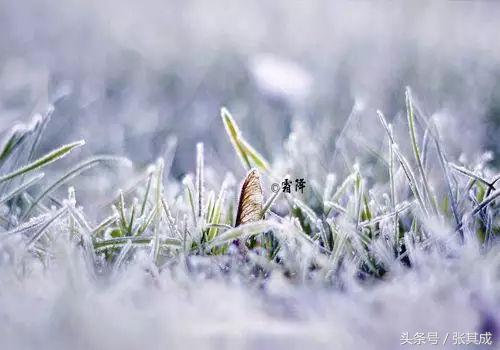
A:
[0, 88, 498, 349]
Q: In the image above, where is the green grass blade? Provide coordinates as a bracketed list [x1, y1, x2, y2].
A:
[162, 197, 180, 238]
[221, 107, 270, 173]
[221, 107, 251, 170]
[240, 139, 270, 172]
[196, 143, 204, 219]
[23, 156, 130, 219]
[405, 88, 438, 215]
[393, 146, 428, 216]
[94, 236, 180, 252]
[140, 169, 154, 216]
[376, 110, 399, 246]
[0, 140, 85, 184]
[0, 173, 44, 204]
[208, 221, 274, 247]
[207, 186, 226, 241]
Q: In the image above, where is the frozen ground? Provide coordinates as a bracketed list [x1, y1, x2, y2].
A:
[1, 237, 499, 350]
[0, 1, 500, 349]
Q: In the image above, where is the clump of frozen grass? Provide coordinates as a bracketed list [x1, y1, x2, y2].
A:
[0, 90, 499, 349]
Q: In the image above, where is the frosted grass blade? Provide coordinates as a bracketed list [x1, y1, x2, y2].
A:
[0, 140, 85, 184]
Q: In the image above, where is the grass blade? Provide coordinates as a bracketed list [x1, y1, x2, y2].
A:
[393, 146, 428, 216]
[26, 207, 68, 248]
[196, 143, 204, 219]
[0, 140, 85, 184]
[221, 107, 270, 173]
[23, 156, 130, 219]
[0, 173, 44, 205]
[405, 87, 437, 215]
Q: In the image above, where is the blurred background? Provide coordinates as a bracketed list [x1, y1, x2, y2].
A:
[1, 0, 500, 183]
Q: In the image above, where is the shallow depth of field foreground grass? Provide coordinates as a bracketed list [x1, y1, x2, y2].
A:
[0, 89, 499, 349]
